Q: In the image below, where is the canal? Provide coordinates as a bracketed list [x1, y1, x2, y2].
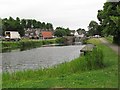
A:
[2, 45, 85, 72]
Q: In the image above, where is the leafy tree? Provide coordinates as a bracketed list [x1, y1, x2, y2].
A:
[88, 21, 99, 36]
[26, 19, 32, 28]
[54, 29, 66, 37]
[21, 19, 27, 29]
[32, 19, 37, 28]
[46, 23, 53, 30]
[37, 21, 42, 28]
[15, 17, 25, 36]
[77, 28, 86, 35]
[2, 17, 54, 37]
[97, 2, 120, 44]
[0, 18, 2, 36]
[54, 27, 71, 37]
[64, 28, 71, 36]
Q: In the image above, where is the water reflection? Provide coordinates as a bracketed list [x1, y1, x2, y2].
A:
[2, 44, 65, 53]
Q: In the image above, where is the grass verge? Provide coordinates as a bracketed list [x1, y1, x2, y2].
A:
[105, 36, 113, 43]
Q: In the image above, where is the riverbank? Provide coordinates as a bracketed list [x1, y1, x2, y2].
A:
[1, 38, 64, 53]
[2, 38, 118, 88]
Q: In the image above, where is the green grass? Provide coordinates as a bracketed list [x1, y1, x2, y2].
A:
[2, 38, 118, 88]
[105, 36, 113, 43]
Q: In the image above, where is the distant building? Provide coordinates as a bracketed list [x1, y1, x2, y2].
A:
[25, 28, 54, 39]
[41, 31, 53, 39]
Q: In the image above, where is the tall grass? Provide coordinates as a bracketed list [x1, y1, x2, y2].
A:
[84, 48, 104, 70]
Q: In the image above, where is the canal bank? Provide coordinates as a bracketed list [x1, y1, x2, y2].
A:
[1, 38, 64, 53]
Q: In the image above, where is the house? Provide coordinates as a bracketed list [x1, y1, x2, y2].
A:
[41, 31, 53, 39]
[25, 28, 54, 39]
[25, 28, 41, 39]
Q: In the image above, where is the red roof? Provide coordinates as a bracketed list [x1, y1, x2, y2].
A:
[41, 31, 53, 38]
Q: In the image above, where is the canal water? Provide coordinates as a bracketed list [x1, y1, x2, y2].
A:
[2, 45, 85, 72]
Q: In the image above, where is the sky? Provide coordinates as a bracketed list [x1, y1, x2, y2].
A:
[0, 0, 106, 30]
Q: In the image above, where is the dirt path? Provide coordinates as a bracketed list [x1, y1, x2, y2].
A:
[99, 38, 120, 56]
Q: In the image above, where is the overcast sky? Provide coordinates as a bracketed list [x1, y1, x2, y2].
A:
[0, 0, 106, 30]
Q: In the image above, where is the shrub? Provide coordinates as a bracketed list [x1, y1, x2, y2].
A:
[84, 48, 104, 70]
[55, 37, 64, 44]
[19, 40, 42, 50]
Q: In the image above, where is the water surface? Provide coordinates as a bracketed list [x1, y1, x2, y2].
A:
[2, 45, 85, 72]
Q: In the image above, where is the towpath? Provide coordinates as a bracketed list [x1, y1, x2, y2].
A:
[99, 38, 120, 56]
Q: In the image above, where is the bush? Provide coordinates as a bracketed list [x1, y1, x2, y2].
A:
[42, 39, 55, 45]
[19, 40, 42, 50]
[55, 37, 64, 44]
[84, 48, 104, 70]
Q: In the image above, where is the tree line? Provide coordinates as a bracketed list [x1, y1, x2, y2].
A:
[88, 1, 120, 45]
[54, 27, 86, 37]
[2, 17, 53, 36]
[1, 16, 86, 38]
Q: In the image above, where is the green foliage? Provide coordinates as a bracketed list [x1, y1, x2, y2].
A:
[2, 17, 25, 36]
[97, 2, 120, 44]
[42, 39, 55, 45]
[54, 27, 71, 37]
[77, 28, 86, 35]
[84, 48, 104, 70]
[55, 37, 64, 44]
[88, 21, 100, 36]
[0, 18, 2, 36]
[2, 41, 20, 49]
[105, 36, 113, 43]
[2, 38, 64, 52]
[19, 40, 43, 50]
[2, 17, 54, 36]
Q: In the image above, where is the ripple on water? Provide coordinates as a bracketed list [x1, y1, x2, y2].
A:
[2, 45, 85, 72]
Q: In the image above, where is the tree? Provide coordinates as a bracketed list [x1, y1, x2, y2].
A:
[15, 17, 25, 36]
[97, 2, 120, 44]
[77, 28, 86, 35]
[21, 19, 27, 29]
[88, 21, 99, 36]
[37, 21, 42, 28]
[64, 28, 71, 36]
[32, 19, 37, 28]
[26, 19, 33, 28]
[41, 22, 46, 29]
[46, 23, 53, 30]
[54, 27, 71, 37]
[2, 17, 54, 37]
[0, 18, 2, 36]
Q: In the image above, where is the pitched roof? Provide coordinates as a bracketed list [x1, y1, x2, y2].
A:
[41, 31, 53, 38]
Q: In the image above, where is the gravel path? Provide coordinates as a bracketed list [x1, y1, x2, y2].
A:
[99, 38, 120, 56]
